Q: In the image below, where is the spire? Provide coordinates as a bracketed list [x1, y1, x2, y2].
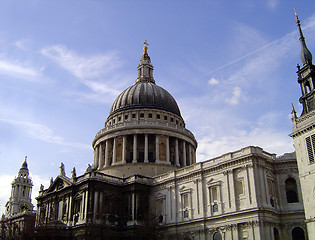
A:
[136, 40, 155, 84]
[18, 156, 29, 177]
[291, 103, 297, 119]
[294, 8, 312, 66]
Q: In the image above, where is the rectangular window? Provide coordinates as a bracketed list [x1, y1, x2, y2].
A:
[236, 179, 244, 195]
[118, 116, 121, 122]
[182, 193, 189, 209]
[148, 113, 153, 118]
[164, 116, 168, 120]
[306, 136, 315, 163]
[132, 114, 136, 118]
[125, 115, 128, 120]
[140, 113, 144, 118]
[210, 187, 218, 202]
[156, 114, 160, 119]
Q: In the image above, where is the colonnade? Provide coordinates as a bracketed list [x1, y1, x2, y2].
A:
[93, 134, 196, 169]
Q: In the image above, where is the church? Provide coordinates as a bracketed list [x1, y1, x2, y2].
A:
[2, 12, 315, 240]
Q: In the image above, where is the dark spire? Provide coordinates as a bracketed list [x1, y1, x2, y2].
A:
[136, 40, 155, 84]
[18, 156, 29, 177]
[294, 8, 313, 66]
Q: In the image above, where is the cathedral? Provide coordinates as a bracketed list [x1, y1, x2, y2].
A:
[2, 11, 315, 240]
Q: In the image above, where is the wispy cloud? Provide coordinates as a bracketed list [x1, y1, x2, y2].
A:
[0, 59, 42, 81]
[0, 118, 90, 150]
[266, 0, 279, 10]
[41, 45, 122, 80]
[225, 86, 242, 105]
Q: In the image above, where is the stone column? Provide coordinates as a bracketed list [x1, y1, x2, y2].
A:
[144, 134, 149, 163]
[155, 135, 159, 163]
[122, 136, 127, 164]
[99, 191, 103, 221]
[175, 138, 179, 166]
[182, 141, 187, 167]
[166, 136, 170, 164]
[105, 140, 109, 167]
[131, 192, 135, 220]
[188, 144, 192, 166]
[98, 144, 103, 169]
[133, 135, 137, 163]
[112, 138, 116, 164]
[84, 190, 88, 220]
[94, 190, 99, 221]
[94, 146, 99, 168]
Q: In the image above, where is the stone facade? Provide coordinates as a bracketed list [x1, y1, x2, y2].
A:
[290, 10, 315, 239]
[34, 43, 308, 240]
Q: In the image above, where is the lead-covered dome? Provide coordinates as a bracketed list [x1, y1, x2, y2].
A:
[109, 82, 181, 117]
[109, 41, 181, 118]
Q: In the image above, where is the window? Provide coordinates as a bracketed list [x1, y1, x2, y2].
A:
[113, 119, 116, 124]
[292, 227, 305, 240]
[156, 114, 160, 119]
[285, 178, 298, 203]
[236, 178, 244, 195]
[176, 120, 178, 124]
[164, 116, 168, 120]
[132, 114, 136, 118]
[118, 116, 121, 122]
[125, 115, 128, 120]
[148, 113, 153, 118]
[140, 113, 144, 118]
[305, 135, 315, 163]
[273, 228, 280, 240]
[170, 117, 174, 122]
[181, 193, 190, 218]
[213, 232, 222, 240]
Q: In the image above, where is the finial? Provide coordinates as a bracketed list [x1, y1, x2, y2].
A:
[294, 8, 300, 24]
[291, 103, 297, 119]
[143, 40, 149, 55]
[24, 156, 27, 162]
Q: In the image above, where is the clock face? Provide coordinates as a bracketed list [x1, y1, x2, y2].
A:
[19, 204, 28, 211]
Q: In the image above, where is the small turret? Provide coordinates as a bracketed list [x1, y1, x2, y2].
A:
[136, 40, 155, 84]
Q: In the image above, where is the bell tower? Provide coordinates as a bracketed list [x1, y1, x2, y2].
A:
[5, 156, 34, 217]
[295, 8, 315, 115]
[290, 9, 315, 238]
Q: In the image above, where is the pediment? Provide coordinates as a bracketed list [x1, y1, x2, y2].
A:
[47, 176, 72, 193]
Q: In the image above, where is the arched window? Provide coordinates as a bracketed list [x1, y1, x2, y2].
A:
[292, 227, 305, 240]
[213, 232, 222, 240]
[273, 227, 280, 240]
[285, 178, 298, 203]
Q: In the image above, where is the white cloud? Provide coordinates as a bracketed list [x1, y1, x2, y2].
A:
[0, 118, 90, 150]
[208, 77, 219, 85]
[0, 59, 42, 80]
[41, 45, 121, 79]
[225, 87, 241, 105]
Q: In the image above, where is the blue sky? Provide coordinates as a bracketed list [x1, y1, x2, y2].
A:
[1, 1, 315, 214]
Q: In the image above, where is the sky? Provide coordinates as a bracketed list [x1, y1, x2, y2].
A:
[1, 0, 315, 215]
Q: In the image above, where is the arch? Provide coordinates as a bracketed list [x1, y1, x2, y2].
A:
[273, 227, 280, 240]
[285, 177, 298, 203]
[213, 231, 222, 240]
[292, 227, 305, 240]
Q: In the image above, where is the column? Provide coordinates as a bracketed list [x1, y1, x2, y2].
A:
[94, 146, 99, 168]
[122, 136, 127, 164]
[131, 193, 135, 220]
[98, 144, 103, 169]
[84, 190, 88, 221]
[93, 190, 99, 221]
[175, 138, 179, 166]
[133, 135, 137, 163]
[112, 138, 116, 164]
[188, 144, 192, 166]
[166, 136, 170, 164]
[105, 140, 110, 167]
[144, 134, 148, 163]
[155, 135, 159, 163]
[182, 141, 187, 167]
[99, 191, 103, 221]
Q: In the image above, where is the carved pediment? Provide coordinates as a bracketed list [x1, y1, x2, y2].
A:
[47, 176, 72, 193]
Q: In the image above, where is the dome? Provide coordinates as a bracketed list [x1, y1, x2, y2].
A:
[109, 82, 181, 117]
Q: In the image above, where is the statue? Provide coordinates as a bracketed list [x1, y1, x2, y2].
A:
[143, 40, 149, 54]
[71, 167, 76, 178]
[50, 177, 53, 185]
[85, 164, 92, 173]
[40, 184, 44, 191]
[60, 162, 65, 176]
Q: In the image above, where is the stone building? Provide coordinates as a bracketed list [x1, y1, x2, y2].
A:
[0, 157, 35, 240]
[34, 39, 308, 240]
[290, 10, 315, 239]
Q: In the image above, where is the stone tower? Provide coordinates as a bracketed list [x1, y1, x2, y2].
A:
[290, 9, 315, 238]
[5, 157, 34, 217]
